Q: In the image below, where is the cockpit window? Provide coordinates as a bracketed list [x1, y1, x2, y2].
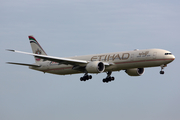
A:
[165, 53, 172, 55]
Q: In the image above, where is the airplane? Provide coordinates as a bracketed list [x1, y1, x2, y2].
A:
[7, 36, 175, 83]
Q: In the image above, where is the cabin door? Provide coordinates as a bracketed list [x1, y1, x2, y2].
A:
[153, 52, 157, 59]
[130, 54, 134, 61]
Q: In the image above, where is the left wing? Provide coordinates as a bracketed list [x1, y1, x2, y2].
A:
[7, 62, 41, 67]
[7, 49, 89, 66]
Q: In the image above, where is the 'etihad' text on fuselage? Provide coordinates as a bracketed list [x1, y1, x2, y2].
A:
[91, 53, 130, 61]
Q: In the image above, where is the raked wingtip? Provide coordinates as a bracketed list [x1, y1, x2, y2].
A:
[6, 49, 15, 52]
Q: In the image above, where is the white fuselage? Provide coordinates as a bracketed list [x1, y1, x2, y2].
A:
[30, 49, 175, 75]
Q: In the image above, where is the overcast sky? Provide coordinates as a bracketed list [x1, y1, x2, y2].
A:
[1, 0, 180, 120]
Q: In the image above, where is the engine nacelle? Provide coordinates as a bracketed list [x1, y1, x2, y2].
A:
[125, 68, 144, 76]
[86, 61, 105, 73]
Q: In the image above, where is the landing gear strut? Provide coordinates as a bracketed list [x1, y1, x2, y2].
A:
[80, 72, 92, 81]
[103, 71, 115, 83]
[160, 64, 167, 74]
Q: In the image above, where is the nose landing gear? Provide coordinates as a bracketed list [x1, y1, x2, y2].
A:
[160, 64, 167, 74]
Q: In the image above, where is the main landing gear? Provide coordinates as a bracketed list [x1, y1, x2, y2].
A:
[160, 64, 167, 74]
[103, 71, 115, 83]
[80, 71, 115, 83]
[80, 73, 92, 81]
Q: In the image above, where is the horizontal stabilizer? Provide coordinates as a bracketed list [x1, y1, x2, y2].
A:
[7, 62, 40, 67]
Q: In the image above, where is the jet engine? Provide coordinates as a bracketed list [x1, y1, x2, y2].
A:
[86, 61, 105, 73]
[125, 68, 144, 76]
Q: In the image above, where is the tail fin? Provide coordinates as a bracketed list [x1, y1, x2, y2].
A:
[29, 36, 47, 63]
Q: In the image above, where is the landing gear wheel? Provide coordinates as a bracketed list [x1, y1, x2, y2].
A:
[103, 79, 107, 83]
[111, 77, 115, 81]
[89, 75, 92, 79]
[160, 71, 164, 74]
[80, 77, 85, 81]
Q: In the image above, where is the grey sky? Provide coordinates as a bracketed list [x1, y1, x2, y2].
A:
[1, 0, 180, 120]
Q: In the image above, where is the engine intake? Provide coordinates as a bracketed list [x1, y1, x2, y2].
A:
[125, 68, 144, 76]
[86, 61, 105, 73]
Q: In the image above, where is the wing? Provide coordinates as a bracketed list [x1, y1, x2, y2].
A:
[7, 62, 41, 67]
[7, 49, 89, 66]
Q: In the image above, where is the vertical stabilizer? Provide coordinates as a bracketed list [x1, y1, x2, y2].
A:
[29, 36, 47, 63]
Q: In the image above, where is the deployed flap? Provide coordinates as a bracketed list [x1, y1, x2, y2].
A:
[7, 62, 40, 67]
[7, 49, 88, 65]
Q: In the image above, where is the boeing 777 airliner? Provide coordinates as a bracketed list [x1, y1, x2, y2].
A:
[7, 36, 175, 83]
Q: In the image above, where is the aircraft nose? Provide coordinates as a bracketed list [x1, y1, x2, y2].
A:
[172, 54, 175, 61]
